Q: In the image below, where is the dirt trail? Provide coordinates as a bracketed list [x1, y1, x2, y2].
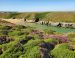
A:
[1, 19, 25, 25]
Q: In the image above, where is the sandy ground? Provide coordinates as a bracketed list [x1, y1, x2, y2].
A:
[2, 19, 25, 25]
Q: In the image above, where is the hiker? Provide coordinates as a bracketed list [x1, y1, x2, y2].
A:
[35, 18, 39, 22]
[24, 19, 26, 21]
[57, 22, 62, 27]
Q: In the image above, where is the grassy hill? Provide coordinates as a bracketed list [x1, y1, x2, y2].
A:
[0, 18, 75, 58]
[0, 23, 75, 58]
[0, 12, 75, 22]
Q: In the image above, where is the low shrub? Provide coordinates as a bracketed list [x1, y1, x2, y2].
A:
[44, 38, 58, 43]
[66, 32, 75, 42]
[0, 30, 8, 35]
[19, 46, 40, 58]
[24, 39, 43, 48]
[14, 25, 27, 30]
[66, 32, 75, 39]
[44, 29, 55, 34]
[0, 36, 14, 45]
[49, 35, 69, 43]
[0, 43, 24, 58]
[51, 43, 75, 58]
[0, 25, 12, 30]
[18, 39, 43, 58]
[8, 30, 24, 36]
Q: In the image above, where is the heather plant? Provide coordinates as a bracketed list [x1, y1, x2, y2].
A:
[0, 43, 24, 58]
[0, 25, 12, 35]
[70, 38, 75, 42]
[19, 46, 40, 58]
[66, 32, 75, 42]
[0, 30, 8, 35]
[0, 25, 12, 30]
[0, 41, 16, 52]
[14, 25, 27, 30]
[0, 18, 75, 58]
[24, 39, 43, 48]
[66, 32, 75, 38]
[44, 29, 55, 34]
[51, 43, 75, 58]
[49, 35, 69, 43]
[8, 30, 24, 36]
[44, 38, 58, 43]
[18, 39, 43, 58]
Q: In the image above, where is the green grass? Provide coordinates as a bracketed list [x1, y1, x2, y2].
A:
[51, 43, 75, 58]
[24, 23, 75, 34]
[19, 46, 40, 58]
[0, 22, 75, 58]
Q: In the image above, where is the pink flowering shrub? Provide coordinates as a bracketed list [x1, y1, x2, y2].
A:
[48, 35, 69, 43]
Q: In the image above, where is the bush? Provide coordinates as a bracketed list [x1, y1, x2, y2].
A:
[0, 25, 12, 35]
[19, 35, 34, 44]
[9, 30, 24, 36]
[0, 30, 8, 35]
[70, 38, 75, 42]
[44, 29, 55, 34]
[24, 39, 43, 48]
[0, 26, 12, 30]
[66, 33, 75, 42]
[19, 39, 43, 58]
[14, 25, 27, 30]
[66, 32, 75, 38]
[51, 44, 75, 58]
[49, 35, 69, 43]
[44, 38, 58, 43]
[19, 46, 40, 58]
[0, 43, 24, 58]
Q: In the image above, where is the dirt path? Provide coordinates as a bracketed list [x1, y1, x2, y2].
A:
[1, 19, 24, 25]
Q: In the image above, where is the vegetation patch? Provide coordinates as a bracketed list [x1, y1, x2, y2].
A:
[51, 44, 75, 58]
[0, 36, 14, 45]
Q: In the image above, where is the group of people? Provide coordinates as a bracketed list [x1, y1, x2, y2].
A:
[24, 17, 39, 22]
[38, 21, 75, 28]
[23, 18, 75, 29]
